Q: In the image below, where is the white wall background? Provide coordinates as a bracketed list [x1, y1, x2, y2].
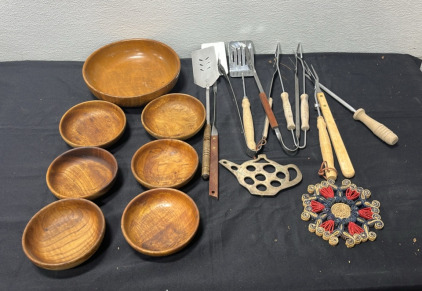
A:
[1, 0, 421, 61]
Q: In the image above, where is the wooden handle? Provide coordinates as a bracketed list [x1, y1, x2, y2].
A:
[300, 94, 309, 131]
[209, 134, 219, 199]
[317, 92, 355, 178]
[201, 124, 211, 180]
[262, 97, 273, 138]
[353, 108, 398, 145]
[317, 116, 337, 181]
[280, 92, 295, 130]
[242, 97, 256, 150]
[259, 92, 278, 129]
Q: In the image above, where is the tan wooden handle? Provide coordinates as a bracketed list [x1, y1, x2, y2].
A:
[317, 116, 337, 181]
[280, 92, 295, 130]
[259, 92, 278, 129]
[262, 97, 273, 138]
[201, 124, 211, 180]
[242, 97, 256, 150]
[353, 108, 398, 145]
[209, 134, 219, 199]
[317, 92, 355, 178]
[300, 94, 309, 131]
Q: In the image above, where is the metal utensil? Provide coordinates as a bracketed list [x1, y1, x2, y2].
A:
[309, 65, 355, 178]
[228, 41, 256, 152]
[295, 43, 309, 149]
[244, 44, 288, 153]
[209, 81, 219, 199]
[191, 46, 220, 180]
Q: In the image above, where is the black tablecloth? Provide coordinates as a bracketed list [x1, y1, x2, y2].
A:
[2, 53, 422, 290]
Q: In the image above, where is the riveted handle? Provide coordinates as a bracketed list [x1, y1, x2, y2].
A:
[259, 92, 278, 129]
[209, 134, 219, 199]
[201, 124, 211, 180]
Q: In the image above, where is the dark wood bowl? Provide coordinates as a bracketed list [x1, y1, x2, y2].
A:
[131, 139, 198, 189]
[46, 147, 118, 200]
[121, 188, 200, 256]
[141, 93, 205, 140]
[82, 39, 180, 107]
[22, 198, 105, 270]
[59, 100, 126, 148]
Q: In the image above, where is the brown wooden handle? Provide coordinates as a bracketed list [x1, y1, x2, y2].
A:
[262, 97, 273, 138]
[353, 108, 398, 145]
[300, 94, 310, 131]
[242, 97, 256, 150]
[209, 134, 219, 199]
[201, 124, 211, 180]
[259, 92, 278, 129]
[280, 92, 295, 130]
[317, 92, 355, 178]
[317, 116, 337, 181]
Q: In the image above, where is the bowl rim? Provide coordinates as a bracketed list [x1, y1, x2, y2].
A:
[59, 100, 127, 148]
[130, 139, 199, 189]
[141, 93, 206, 140]
[46, 146, 118, 200]
[82, 38, 181, 99]
[121, 188, 200, 256]
[22, 198, 106, 270]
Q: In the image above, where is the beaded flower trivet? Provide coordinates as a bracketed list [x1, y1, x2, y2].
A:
[301, 179, 384, 248]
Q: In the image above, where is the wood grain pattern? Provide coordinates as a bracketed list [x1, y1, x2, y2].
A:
[46, 147, 118, 200]
[121, 188, 199, 256]
[141, 93, 205, 140]
[131, 139, 198, 189]
[209, 135, 219, 199]
[59, 100, 126, 148]
[82, 39, 180, 107]
[22, 198, 105, 270]
[317, 92, 355, 178]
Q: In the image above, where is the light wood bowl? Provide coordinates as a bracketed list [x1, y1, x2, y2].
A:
[121, 188, 199, 256]
[131, 139, 198, 189]
[46, 147, 118, 200]
[141, 93, 205, 140]
[22, 198, 105, 270]
[82, 39, 180, 107]
[59, 100, 126, 148]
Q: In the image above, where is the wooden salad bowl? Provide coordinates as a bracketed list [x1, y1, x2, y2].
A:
[22, 198, 105, 270]
[59, 100, 126, 148]
[121, 188, 200, 256]
[82, 39, 180, 107]
[46, 147, 118, 200]
[141, 93, 205, 140]
[131, 139, 198, 189]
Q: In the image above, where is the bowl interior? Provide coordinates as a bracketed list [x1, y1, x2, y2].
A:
[142, 93, 205, 140]
[84, 39, 180, 98]
[60, 100, 126, 148]
[47, 147, 118, 200]
[121, 188, 199, 256]
[131, 139, 198, 189]
[22, 199, 105, 270]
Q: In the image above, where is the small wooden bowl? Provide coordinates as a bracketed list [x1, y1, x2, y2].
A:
[46, 147, 118, 200]
[121, 188, 200, 256]
[82, 39, 181, 107]
[131, 139, 198, 189]
[22, 198, 105, 270]
[141, 93, 205, 140]
[59, 100, 126, 148]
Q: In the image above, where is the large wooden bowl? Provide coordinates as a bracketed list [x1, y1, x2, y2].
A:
[46, 147, 118, 200]
[141, 93, 205, 140]
[121, 188, 200, 256]
[22, 198, 105, 270]
[131, 139, 198, 189]
[59, 100, 126, 148]
[82, 39, 180, 107]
